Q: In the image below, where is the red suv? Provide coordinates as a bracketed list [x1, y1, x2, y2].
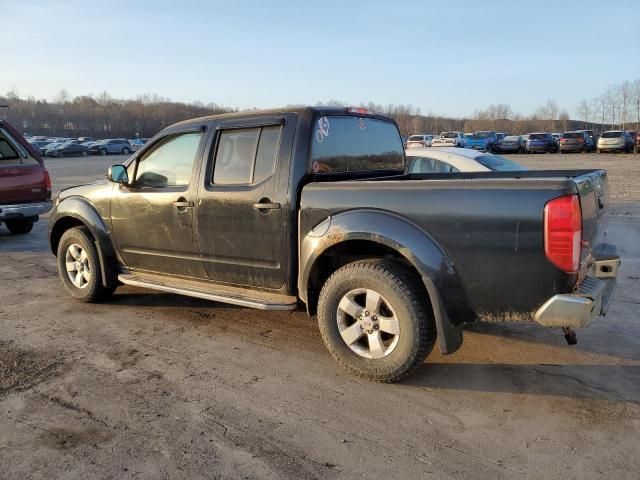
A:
[0, 113, 52, 234]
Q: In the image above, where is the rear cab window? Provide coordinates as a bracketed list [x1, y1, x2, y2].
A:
[310, 115, 404, 174]
[0, 128, 38, 165]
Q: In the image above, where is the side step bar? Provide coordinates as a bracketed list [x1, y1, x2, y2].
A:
[117, 273, 298, 311]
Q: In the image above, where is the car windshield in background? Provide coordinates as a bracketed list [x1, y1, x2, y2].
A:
[443, 132, 458, 138]
[504, 136, 520, 141]
[310, 116, 405, 173]
[529, 133, 547, 140]
[408, 135, 424, 141]
[475, 154, 527, 172]
[602, 131, 623, 138]
[563, 132, 582, 138]
[473, 132, 490, 138]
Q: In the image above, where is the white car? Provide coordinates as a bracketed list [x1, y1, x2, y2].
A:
[406, 134, 436, 148]
[431, 131, 466, 148]
[405, 147, 527, 173]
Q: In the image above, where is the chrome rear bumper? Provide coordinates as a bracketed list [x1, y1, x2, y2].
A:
[0, 201, 52, 220]
[534, 250, 620, 328]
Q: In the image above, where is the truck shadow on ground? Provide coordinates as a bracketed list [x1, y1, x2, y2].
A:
[405, 362, 640, 403]
[0, 224, 50, 253]
[463, 322, 640, 362]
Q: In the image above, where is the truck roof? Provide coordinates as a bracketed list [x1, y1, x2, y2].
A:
[170, 106, 396, 129]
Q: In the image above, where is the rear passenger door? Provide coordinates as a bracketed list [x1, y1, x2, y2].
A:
[195, 115, 296, 290]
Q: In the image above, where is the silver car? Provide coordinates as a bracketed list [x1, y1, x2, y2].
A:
[597, 130, 634, 153]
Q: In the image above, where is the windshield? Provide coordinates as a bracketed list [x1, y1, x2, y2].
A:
[310, 115, 405, 173]
[472, 132, 491, 139]
[602, 131, 623, 138]
[442, 132, 458, 138]
[504, 136, 520, 141]
[408, 135, 424, 141]
[529, 133, 547, 140]
[562, 132, 582, 139]
[475, 154, 527, 172]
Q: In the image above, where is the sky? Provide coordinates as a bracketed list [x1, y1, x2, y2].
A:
[1, 0, 639, 118]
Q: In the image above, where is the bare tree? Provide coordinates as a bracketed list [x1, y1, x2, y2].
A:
[619, 81, 633, 129]
[576, 99, 591, 129]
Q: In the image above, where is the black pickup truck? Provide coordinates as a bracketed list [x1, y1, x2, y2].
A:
[48, 106, 620, 382]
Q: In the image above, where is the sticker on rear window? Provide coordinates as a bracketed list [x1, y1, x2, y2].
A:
[315, 116, 330, 143]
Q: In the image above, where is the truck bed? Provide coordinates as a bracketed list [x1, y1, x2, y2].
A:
[300, 168, 609, 322]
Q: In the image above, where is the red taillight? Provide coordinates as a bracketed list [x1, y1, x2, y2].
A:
[42, 167, 52, 192]
[544, 195, 582, 273]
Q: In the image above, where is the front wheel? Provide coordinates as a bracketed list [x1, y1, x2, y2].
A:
[81, 150, 88, 157]
[317, 259, 436, 382]
[57, 226, 116, 302]
[100, 148, 107, 156]
[122, 148, 130, 155]
[5, 218, 34, 234]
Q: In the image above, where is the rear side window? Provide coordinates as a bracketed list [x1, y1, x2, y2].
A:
[0, 138, 19, 163]
[213, 125, 282, 185]
[407, 156, 459, 174]
[310, 116, 404, 173]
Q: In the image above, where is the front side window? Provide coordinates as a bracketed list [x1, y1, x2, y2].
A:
[212, 125, 281, 185]
[135, 132, 202, 187]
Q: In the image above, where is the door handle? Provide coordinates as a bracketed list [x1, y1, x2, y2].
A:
[172, 200, 194, 208]
[252, 201, 281, 211]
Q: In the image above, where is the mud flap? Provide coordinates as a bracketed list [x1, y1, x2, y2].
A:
[423, 277, 463, 355]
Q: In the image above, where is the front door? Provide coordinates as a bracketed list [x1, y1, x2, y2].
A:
[195, 115, 294, 290]
[110, 129, 207, 278]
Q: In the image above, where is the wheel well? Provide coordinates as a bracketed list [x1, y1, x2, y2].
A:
[50, 217, 86, 255]
[306, 240, 426, 315]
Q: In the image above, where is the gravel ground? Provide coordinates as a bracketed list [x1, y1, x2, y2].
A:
[1, 152, 639, 479]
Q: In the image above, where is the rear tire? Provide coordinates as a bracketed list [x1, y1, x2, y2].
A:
[57, 226, 116, 303]
[317, 259, 436, 383]
[5, 218, 34, 235]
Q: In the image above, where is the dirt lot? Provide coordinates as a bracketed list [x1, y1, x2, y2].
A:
[1, 153, 639, 479]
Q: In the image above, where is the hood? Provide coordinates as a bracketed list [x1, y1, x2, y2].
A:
[58, 179, 111, 201]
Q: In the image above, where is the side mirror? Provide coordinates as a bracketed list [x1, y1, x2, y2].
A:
[107, 164, 129, 184]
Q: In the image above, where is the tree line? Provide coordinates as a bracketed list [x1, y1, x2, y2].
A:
[2, 80, 638, 140]
[0, 89, 235, 139]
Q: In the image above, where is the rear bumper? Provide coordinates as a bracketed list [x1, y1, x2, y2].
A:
[534, 250, 620, 328]
[0, 201, 52, 221]
[560, 144, 585, 151]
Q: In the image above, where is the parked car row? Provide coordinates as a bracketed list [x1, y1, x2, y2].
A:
[408, 129, 639, 154]
[24, 135, 149, 157]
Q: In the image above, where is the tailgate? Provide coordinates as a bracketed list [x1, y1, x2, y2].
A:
[0, 164, 48, 203]
[575, 170, 610, 260]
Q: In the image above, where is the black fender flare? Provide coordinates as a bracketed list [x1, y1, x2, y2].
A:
[300, 209, 466, 354]
[48, 196, 119, 287]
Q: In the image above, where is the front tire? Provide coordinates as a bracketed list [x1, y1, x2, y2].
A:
[122, 148, 130, 155]
[5, 218, 34, 234]
[57, 226, 115, 302]
[317, 259, 436, 382]
[100, 148, 107, 156]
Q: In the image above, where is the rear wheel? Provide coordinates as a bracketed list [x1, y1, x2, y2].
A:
[5, 218, 34, 235]
[317, 259, 436, 382]
[81, 150, 88, 157]
[57, 226, 115, 302]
